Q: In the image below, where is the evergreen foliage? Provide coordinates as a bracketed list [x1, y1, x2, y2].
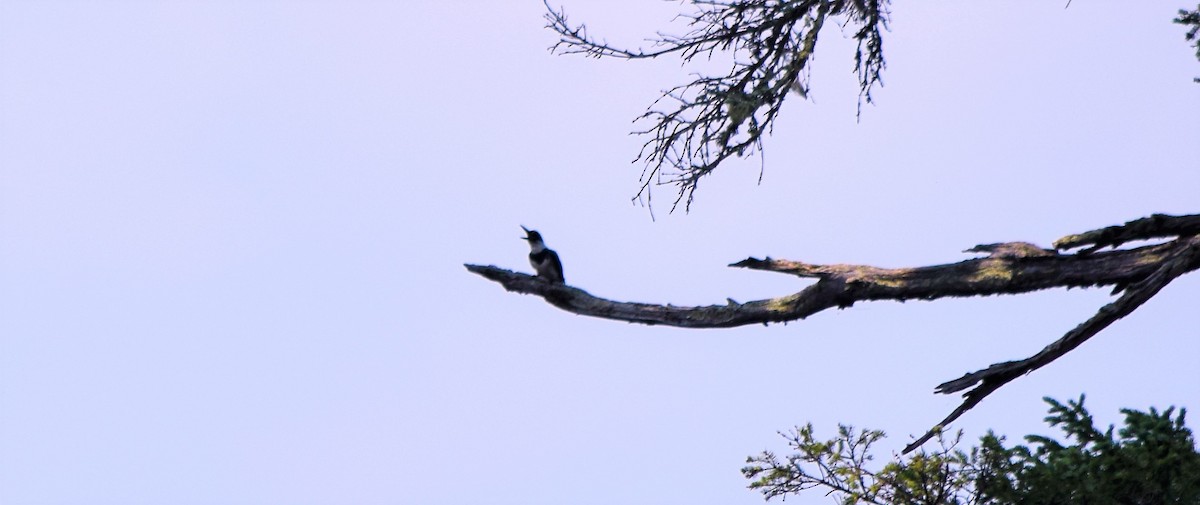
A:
[743, 396, 1200, 504]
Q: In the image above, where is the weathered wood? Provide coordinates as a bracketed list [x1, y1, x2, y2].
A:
[904, 234, 1200, 453]
[1054, 213, 1200, 253]
[467, 214, 1200, 453]
[468, 240, 1185, 328]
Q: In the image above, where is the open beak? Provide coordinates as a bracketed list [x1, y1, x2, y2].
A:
[520, 225, 531, 239]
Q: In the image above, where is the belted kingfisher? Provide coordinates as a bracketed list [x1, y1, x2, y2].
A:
[521, 225, 565, 284]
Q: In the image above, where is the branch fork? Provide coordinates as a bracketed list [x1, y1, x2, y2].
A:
[468, 214, 1200, 452]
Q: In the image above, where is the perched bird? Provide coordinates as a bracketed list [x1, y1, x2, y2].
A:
[520, 225, 565, 283]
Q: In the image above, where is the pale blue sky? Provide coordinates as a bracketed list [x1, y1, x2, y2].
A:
[2, 1, 1198, 504]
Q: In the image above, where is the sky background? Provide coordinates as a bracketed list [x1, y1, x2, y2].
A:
[2, 1, 1198, 504]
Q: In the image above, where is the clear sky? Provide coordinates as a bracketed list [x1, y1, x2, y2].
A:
[2, 1, 1197, 504]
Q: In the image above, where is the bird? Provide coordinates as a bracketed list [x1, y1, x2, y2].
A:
[520, 225, 565, 283]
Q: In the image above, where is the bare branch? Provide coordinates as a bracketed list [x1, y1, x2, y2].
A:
[544, 0, 890, 211]
[903, 234, 1200, 454]
[469, 237, 1188, 328]
[465, 263, 812, 328]
[1053, 213, 1200, 253]
[469, 214, 1200, 452]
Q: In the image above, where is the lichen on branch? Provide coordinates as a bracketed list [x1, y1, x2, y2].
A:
[469, 214, 1200, 453]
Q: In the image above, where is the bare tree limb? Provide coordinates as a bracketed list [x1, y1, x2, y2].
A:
[468, 213, 1200, 452]
[544, 0, 889, 211]
[1053, 213, 1200, 253]
[903, 234, 1200, 453]
[466, 240, 1182, 328]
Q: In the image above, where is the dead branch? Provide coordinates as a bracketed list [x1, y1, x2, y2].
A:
[1053, 213, 1200, 253]
[544, 0, 889, 211]
[467, 213, 1200, 452]
[903, 233, 1200, 453]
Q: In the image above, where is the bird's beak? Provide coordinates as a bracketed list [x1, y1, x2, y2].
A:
[520, 225, 531, 239]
